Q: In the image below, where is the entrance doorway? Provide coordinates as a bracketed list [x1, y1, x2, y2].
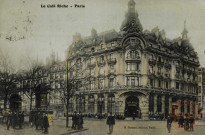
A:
[124, 96, 139, 118]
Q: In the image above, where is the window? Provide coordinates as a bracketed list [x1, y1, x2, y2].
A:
[110, 65, 115, 73]
[91, 47, 95, 52]
[90, 81, 95, 90]
[99, 79, 104, 89]
[166, 81, 168, 89]
[158, 67, 161, 74]
[150, 79, 153, 87]
[199, 86, 201, 93]
[110, 53, 114, 60]
[150, 54, 154, 60]
[109, 78, 115, 88]
[158, 80, 161, 88]
[100, 55, 104, 62]
[158, 56, 161, 62]
[90, 69, 95, 76]
[127, 51, 139, 59]
[176, 82, 179, 90]
[126, 77, 130, 86]
[101, 44, 104, 49]
[127, 63, 139, 71]
[100, 67, 104, 75]
[90, 57, 94, 64]
[131, 77, 135, 87]
[150, 66, 154, 73]
[198, 77, 202, 82]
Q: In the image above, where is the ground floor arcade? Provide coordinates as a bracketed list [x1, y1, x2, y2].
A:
[67, 90, 198, 120]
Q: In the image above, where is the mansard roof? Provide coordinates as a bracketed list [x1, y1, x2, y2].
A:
[68, 0, 199, 62]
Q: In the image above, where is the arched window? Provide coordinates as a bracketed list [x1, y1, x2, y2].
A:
[108, 93, 115, 114]
[88, 95, 95, 114]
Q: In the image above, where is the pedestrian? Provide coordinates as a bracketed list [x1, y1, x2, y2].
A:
[35, 112, 39, 130]
[6, 113, 11, 130]
[189, 114, 195, 131]
[72, 112, 77, 129]
[106, 112, 115, 134]
[43, 113, 49, 134]
[12, 112, 17, 129]
[19, 112, 22, 129]
[167, 115, 172, 133]
[39, 112, 44, 130]
[79, 112, 84, 129]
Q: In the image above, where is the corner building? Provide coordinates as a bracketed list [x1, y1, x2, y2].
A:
[66, 0, 200, 120]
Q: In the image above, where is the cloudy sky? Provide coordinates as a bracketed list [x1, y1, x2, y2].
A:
[0, 0, 205, 69]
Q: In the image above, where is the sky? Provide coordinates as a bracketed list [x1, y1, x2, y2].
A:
[0, 0, 205, 70]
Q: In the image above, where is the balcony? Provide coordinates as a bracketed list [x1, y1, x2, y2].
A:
[97, 61, 106, 67]
[98, 71, 105, 76]
[126, 70, 141, 75]
[125, 56, 141, 63]
[164, 73, 170, 78]
[87, 62, 96, 68]
[175, 74, 182, 79]
[107, 58, 117, 65]
[164, 63, 171, 69]
[157, 61, 164, 67]
[109, 69, 116, 74]
[148, 59, 156, 65]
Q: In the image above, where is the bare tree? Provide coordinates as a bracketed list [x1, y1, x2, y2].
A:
[0, 51, 18, 110]
[19, 56, 44, 111]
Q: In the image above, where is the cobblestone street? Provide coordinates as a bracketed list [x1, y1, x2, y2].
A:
[1, 119, 205, 135]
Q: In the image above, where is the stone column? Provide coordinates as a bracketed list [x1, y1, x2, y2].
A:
[184, 99, 187, 114]
[162, 95, 165, 114]
[85, 95, 88, 114]
[141, 95, 149, 120]
[104, 94, 108, 114]
[94, 94, 98, 114]
[169, 97, 172, 114]
[154, 94, 157, 113]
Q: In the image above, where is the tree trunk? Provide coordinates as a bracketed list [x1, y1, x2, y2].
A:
[3, 96, 8, 110]
[30, 91, 33, 111]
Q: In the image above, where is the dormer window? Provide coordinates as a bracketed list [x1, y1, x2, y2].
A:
[91, 47, 95, 52]
[100, 55, 104, 62]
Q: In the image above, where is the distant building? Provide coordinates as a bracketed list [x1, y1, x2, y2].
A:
[66, 0, 200, 120]
[198, 68, 205, 109]
[18, 60, 66, 117]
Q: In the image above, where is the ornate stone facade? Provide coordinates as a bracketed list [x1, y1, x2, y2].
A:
[66, 0, 200, 120]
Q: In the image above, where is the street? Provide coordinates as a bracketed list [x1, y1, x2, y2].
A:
[1, 119, 205, 135]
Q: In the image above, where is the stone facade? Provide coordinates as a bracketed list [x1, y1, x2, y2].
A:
[66, 0, 200, 120]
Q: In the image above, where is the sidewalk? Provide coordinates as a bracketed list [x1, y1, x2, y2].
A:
[0, 123, 88, 135]
[195, 120, 205, 126]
